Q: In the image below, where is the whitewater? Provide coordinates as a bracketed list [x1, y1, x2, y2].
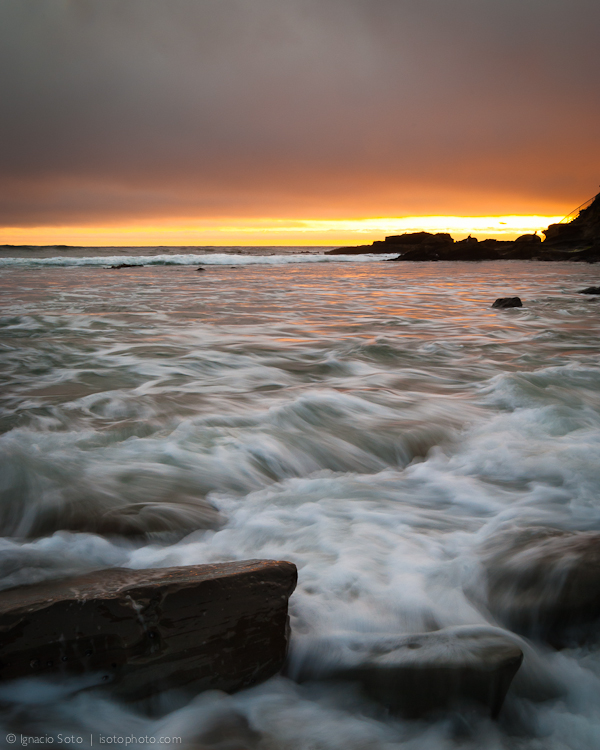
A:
[1, 251, 600, 749]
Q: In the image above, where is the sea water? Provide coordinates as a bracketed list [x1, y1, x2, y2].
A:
[1, 252, 600, 748]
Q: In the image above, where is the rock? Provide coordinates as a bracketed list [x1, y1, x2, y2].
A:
[17, 497, 223, 540]
[570, 243, 600, 263]
[492, 297, 523, 309]
[94, 500, 223, 537]
[0, 560, 297, 700]
[196, 266, 205, 272]
[543, 192, 600, 250]
[383, 232, 454, 247]
[482, 528, 600, 647]
[110, 263, 140, 269]
[579, 286, 600, 294]
[326, 232, 454, 256]
[514, 234, 542, 244]
[388, 247, 443, 262]
[290, 626, 523, 719]
[327, 196, 600, 260]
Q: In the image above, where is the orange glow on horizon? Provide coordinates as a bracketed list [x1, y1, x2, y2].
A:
[0, 215, 565, 248]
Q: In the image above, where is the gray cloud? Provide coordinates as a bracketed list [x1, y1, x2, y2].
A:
[1, 0, 599, 224]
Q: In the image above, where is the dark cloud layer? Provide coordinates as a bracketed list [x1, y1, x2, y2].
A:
[1, 0, 599, 225]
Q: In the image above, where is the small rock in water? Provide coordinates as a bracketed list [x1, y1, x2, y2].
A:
[196, 266, 205, 272]
[579, 286, 600, 294]
[0, 560, 297, 700]
[290, 625, 523, 719]
[492, 297, 523, 308]
[110, 263, 140, 269]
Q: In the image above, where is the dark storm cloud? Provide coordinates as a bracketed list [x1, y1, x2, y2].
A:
[1, 0, 599, 224]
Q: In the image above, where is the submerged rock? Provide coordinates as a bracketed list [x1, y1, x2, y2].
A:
[290, 626, 523, 719]
[482, 528, 600, 647]
[492, 297, 523, 309]
[17, 497, 224, 540]
[110, 264, 140, 269]
[0, 560, 297, 700]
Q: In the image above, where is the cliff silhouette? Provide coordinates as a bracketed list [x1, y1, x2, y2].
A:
[327, 192, 600, 262]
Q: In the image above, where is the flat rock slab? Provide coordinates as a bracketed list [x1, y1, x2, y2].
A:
[291, 626, 523, 719]
[0, 560, 297, 700]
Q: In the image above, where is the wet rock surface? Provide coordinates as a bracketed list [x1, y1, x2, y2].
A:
[492, 297, 523, 309]
[579, 286, 600, 294]
[482, 528, 600, 648]
[0, 560, 297, 700]
[290, 626, 523, 719]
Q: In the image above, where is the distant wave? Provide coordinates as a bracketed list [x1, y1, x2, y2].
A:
[0, 252, 396, 268]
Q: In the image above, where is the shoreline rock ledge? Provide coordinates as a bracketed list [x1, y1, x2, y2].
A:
[0, 560, 297, 700]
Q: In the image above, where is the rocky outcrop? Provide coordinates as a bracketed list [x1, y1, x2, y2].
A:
[290, 626, 523, 719]
[327, 231, 540, 261]
[492, 297, 523, 309]
[327, 232, 455, 256]
[543, 193, 600, 250]
[326, 198, 600, 261]
[482, 528, 600, 648]
[0, 560, 297, 700]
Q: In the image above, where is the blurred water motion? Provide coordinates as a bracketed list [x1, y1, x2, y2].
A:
[1, 258, 600, 747]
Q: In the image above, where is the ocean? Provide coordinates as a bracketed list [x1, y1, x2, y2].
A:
[1, 248, 600, 748]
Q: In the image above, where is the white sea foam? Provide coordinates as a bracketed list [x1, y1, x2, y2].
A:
[0, 252, 396, 268]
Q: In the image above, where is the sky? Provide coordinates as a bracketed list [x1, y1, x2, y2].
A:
[1, 0, 599, 246]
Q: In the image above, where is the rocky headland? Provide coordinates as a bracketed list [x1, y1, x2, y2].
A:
[327, 192, 600, 261]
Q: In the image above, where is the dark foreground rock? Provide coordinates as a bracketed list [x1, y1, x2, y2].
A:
[482, 528, 600, 648]
[110, 263, 141, 269]
[579, 286, 600, 294]
[290, 626, 523, 719]
[492, 297, 523, 309]
[0, 560, 297, 700]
